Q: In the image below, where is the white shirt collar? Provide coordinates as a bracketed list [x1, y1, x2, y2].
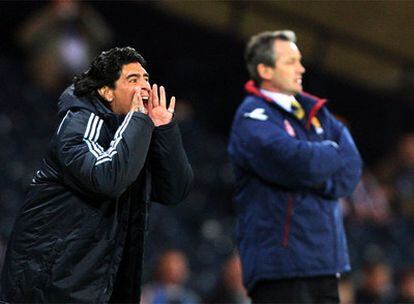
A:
[260, 89, 296, 112]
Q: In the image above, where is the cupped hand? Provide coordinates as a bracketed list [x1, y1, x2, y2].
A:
[147, 84, 175, 126]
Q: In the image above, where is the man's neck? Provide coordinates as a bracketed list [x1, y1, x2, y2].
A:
[260, 82, 287, 93]
[260, 88, 296, 112]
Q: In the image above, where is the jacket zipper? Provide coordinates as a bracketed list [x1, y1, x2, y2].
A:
[282, 196, 294, 247]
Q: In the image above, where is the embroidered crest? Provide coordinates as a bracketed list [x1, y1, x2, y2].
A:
[311, 117, 324, 135]
[284, 119, 296, 137]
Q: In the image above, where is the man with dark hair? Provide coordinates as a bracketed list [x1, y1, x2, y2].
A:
[1, 47, 193, 303]
[228, 30, 362, 303]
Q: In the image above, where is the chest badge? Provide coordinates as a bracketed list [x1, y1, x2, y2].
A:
[284, 119, 296, 137]
[311, 117, 324, 135]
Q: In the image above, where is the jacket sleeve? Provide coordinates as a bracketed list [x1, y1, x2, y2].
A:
[315, 121, 363, 199]
[56, 110, 154, 198]
[228, 109, 346, 189]
[150, 119, 193, 205]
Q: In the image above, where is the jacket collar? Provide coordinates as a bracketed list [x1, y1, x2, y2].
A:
[260, 89, 297, 112]
[58, 85, 116, 119]
[244, 80, 327, 129]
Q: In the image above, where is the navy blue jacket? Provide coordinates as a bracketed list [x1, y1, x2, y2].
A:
[228, 81, 362, 291]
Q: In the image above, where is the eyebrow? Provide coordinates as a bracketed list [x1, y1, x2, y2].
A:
[125, 72, 150, 79]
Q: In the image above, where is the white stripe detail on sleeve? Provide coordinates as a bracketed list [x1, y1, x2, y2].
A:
[94, 119, 104, 142]
[83, 113, 105, 157]
[57, 110, 71, 135]
[87, 114, 104, 154]
[83, 113, 105, 155]
[84, 139, 100, 158]
[84, 113, 95, 139]
[94, 111, 134, 165]
[96, 111, 133, 160]
[89, 115, 100, 141]
[82, 111, 135, 166]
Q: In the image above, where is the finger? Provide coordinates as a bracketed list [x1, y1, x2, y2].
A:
[151, 84, 159, 107]
[168, 96, 176, 113]
[131, 87, 140, 108]
[160, 86, 166, 108]
[132, 87, 146, 113]
[147, 96, 154, 113]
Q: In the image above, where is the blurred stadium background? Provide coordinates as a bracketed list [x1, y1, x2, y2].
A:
[1, 1, 414, 302]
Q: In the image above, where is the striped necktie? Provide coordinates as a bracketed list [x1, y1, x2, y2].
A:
[291, 98, 305, 120]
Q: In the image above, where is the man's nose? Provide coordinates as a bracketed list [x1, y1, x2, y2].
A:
[298, 63, 306, 74]
[140, 80, 151, 91]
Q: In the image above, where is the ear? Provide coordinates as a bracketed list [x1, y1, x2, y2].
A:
[98, 86, 114, 102]
[257, 63, 274, 81]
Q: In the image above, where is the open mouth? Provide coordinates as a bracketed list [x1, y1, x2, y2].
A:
[142, 96, 149, 105]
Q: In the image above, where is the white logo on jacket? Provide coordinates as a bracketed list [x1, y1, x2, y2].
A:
[244, 108, 268, 121]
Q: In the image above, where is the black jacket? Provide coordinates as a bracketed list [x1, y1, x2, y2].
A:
[0, 86, 193, 303]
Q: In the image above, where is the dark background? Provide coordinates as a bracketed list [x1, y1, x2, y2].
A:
[1, 1, 414, 301]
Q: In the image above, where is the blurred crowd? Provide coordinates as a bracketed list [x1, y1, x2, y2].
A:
[1, 1, 414, 303]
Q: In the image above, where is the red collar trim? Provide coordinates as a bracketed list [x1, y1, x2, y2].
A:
[244, 80, 273, 103]
[304, 93, 327, 129]
[306, 99, 326, 128]
[244, 81, 327, 129]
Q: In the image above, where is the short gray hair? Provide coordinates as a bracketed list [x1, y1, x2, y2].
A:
[245, 30, 297, 84]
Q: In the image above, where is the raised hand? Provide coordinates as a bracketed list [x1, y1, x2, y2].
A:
[148, 84, 175, 126]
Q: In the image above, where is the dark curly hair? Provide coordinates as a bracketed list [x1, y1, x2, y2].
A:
[73, 47, 146, 99]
